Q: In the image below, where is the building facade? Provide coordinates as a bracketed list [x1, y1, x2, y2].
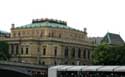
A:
[1, 18, 93, 65]
[89, 37, 103, 46]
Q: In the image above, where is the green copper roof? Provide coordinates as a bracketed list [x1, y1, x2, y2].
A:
[16, 22, 80, 31]
[101, 32, 124, 45]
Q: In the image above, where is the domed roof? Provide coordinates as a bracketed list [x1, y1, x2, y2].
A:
[16, 18, 80, 31]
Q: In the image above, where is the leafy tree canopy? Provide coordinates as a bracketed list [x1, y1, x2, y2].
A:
[0, 41, 10, 60]
[92, 44, 125, 65]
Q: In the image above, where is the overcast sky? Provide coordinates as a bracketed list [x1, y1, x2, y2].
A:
[0, 0, 125, 40]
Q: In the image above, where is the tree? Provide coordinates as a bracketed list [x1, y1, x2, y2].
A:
[92, 44, 125, 65]
[0, 41, 10, 60]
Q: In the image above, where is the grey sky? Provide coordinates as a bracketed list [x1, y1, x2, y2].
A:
[0, 0, 125, 40]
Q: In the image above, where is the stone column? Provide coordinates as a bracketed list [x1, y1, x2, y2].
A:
[17, 43, 22, 62]
[13, 44, 16, 55]
[9, 44, 12, 54]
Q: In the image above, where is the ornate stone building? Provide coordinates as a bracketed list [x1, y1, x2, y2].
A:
[1, 18, 93, 65]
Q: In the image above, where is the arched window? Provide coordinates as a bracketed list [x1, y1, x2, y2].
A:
[71, 48, 75, 57]
[64, 47, 68, 57]
[78, 48, 81, 58]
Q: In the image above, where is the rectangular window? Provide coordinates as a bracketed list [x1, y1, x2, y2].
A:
[42, 61, 45, 65]
[72, 48, 75, 58]
[54, 47, 57, 56]
[59, 34, 61, 38]
[64, 47, 68, 57]
[43, 48, 46, 55]
[16, 45, 18, 54]
[83, 48, 86, 59]
[87, 49, 90, 59]
[26, 48, 28, 54]
[78, 48, 81, 58]
[21, 48, 23, 54]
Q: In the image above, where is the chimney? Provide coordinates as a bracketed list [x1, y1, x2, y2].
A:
[84, 27, 87, 33]
[11, 23, 15, 29]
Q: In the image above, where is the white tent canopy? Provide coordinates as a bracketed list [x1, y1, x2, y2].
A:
[49, 65, 125, 72]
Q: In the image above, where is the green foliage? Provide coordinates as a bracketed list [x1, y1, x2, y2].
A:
[92, 44, 125, 65]
[0, 41, 10, 60]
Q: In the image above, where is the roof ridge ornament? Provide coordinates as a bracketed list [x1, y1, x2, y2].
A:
[32, 18, 67, 25]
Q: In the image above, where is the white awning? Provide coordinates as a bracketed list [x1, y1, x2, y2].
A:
[97, 66, 119, 71]
[49, 65, 65, 70]
[48, 65, 125, 72]
[82, 66, 103, 71]
[58, 66, 74, 71]
[114, 66, 125, 72]
[67, 66, 87, 71]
